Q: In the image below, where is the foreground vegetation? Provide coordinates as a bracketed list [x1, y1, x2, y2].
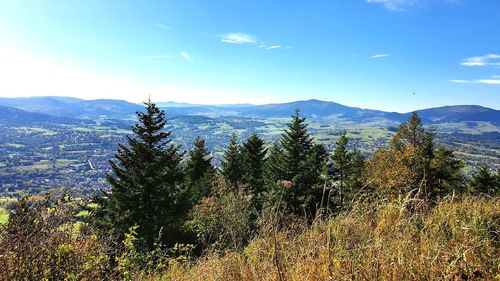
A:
[161, 196, 499, 280]
[0, 101, 498, 280]
[0, 194, 497, 280]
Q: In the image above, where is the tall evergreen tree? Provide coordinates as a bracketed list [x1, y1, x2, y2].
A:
[429, 147, 464, 197]
[221, 133, 243, 186]
[95, 100, 184, 251]
[184, 137, 215, 204]
[329, 133, 351, 209]
[184, 137, 216, 203]
[281, 109, 314, 179]
[279, 109, 327, 215]
[264, 142, 286, 186]
[241, 133, 267, 195]
[328, 133, 365, 212]
[185, 137, 215, 183]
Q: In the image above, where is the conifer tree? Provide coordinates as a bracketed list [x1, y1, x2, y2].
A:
[95, 100, 184, 251]
[221, 133, 243, 186]
[367, 112, 463, 201]
[185, 137, 215, 182]
[264, 142, 286, 186]
[279, 109, 327, 215]
[469, 166, 499, 195]
[281, 109, 313, 179]
[184, 137, 216, 203]
[328, 133, 365, 211]
[329, 133, 351, 208]
[241, 133, 267, 194]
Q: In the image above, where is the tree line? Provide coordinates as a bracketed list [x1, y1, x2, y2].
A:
[92, 101, 499, 254]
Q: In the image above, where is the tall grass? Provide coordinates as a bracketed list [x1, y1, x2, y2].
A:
[159, 196, 499, 280]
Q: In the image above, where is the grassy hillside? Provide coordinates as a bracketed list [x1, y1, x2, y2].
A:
[160, 196, 499, 280]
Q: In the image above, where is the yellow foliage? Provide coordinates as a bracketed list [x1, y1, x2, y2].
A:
[157, 196, 499, 280]
[365, 145, 420, 195]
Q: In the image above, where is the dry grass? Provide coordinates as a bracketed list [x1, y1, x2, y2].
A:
[157, 196, 499, 280]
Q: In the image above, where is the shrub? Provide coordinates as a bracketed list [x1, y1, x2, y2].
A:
[185, 177, 254, 251]
[161, 196, 499, 280]
[0, 196, 115, 280]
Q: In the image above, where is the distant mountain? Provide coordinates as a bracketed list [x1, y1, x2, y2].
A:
[0, 105, 93, 126]
[414, 105, 500, 125]
[0, 97, 498, 125]
[234, 99, 388, 120]
[0, 97, 143, 118]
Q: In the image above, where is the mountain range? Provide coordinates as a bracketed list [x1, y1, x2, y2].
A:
[0, 96, 498, 125]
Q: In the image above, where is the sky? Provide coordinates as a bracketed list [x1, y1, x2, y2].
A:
[0, 0, 498, 112]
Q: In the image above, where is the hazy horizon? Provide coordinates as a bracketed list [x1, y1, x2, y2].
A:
[2, 95, 499, 114]
[0, 0, 499, 112]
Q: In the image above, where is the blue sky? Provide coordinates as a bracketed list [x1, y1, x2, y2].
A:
[0, 0, 498, 112]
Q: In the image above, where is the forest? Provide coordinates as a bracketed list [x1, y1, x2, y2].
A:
[0, 102, 498, 280]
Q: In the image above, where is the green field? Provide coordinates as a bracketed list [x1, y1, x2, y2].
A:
[14, 159, 79, 172]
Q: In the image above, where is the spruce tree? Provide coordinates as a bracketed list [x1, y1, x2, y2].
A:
[221, 133, 243, 186]
[95, 100, 184, 251]
[241, 133, 267, 194]
[264, 142, 286, 186]
[279, 109, 327, 215]
[328, 133, 365, 211]
[469, 166, 499, 195]
[184, 137, 216, 203]
[329, 133, 351, 209]
[281, 109, 313, 179]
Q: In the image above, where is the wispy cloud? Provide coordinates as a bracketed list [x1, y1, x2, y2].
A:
[366, 0, 419, 11]
[220, 32, 287, 50]
[479, 79, 500, 84]
[366, 0, 456, 11]
[267, 45, 281, 50]
[180, 51, 194, 64]
[220, 32, 257, 44]
[371, 54, 390, 59]
[449, 76, 500, 85]
[154, 23, 173, 30]
[461, 54, 500, 67]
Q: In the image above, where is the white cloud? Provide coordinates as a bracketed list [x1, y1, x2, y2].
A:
[449, 77, 500, 84]
[180, 51, 194, 64]
[267, 45, 281, 50]
[366, 0, 457, 11]
[371, 54, 390, 59]
[478, 79, 500, 84]
[220, 32, 257, 44]
[366, 0, 419, 11]
[448, 79, 469, 83]
[154, 23, 173, 30]
[461, 54, 500, 67]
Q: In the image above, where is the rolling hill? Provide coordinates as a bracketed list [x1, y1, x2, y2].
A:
[0, 105, 94, 126]
[0, 97, 143, 119]
[0, 97, 498, 125]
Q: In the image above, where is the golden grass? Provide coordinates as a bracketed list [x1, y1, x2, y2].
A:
[157, 196, 499, 281]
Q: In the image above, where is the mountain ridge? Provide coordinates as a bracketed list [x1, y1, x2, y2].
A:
[0, 96, 498, 125]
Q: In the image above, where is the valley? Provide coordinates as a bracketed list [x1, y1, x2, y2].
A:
[0, 98, 498, 196]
